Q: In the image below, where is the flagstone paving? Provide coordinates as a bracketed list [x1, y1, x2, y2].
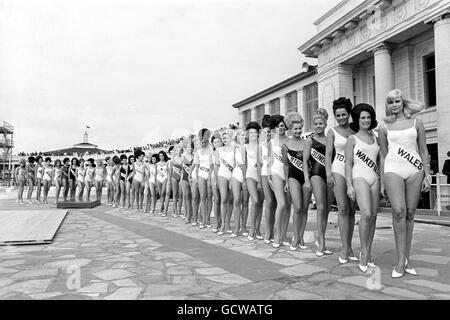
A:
[0, 192, 450, 300]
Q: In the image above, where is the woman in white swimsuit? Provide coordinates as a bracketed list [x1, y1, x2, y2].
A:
[76, 158, 86, 201]
[15, 159, 27, 205]
[85, 158, 96, 202]
[35, 156, 44, 203]
[53, 159, 63, 203]
[94, 159, 105, 202]
[156, 151, 169, 215]
[132, 150, 145, 211]
[42, 157, 53, 204]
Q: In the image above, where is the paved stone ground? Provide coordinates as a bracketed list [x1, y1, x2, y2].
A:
[0, 190, 449, 300]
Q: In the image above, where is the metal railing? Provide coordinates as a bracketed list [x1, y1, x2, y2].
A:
[433, 173, 450, 216]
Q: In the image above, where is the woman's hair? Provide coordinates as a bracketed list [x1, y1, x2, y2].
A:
[63, 157, 70, 165]
[54, 159, 61, 167]
[285, 111, 304, 129]
[88, 158, 96, 167]
[128, 154, 136, 164]
[246, 121, 261, 134]
[28, 156, 35, 164]
[233, 128, 246, 144]
[198, 128, 211, 142]
[158, 151, 169, 162]
[120, 154, 127, 161]
[168, 146, 175, 154]
[332, 97, 353, 115]
[221, 128, 234, 141]
[269, 114, 287, 130]
[71, 157, 79, 166]
[349, 103, 378, 132]
[45, 157, 52, 163]
[385, 89, 424, 122]
[211, 133, 222, 144]
[36, 156, 43, 163]
[104, 156, 111, 162]
[313, 108, 329, 123]
[135, 150, 145, 158]
[112, 156, 121, 165]
[151, 153, 159, 163]
[261, 114, 271, 128]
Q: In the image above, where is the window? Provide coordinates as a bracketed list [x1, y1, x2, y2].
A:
[255, 104, 265, 124]
[303, 82, 318, 132]
[286, 91, 298, 113]
[270, 98, 280, 115]
[424, 54, 436, 108]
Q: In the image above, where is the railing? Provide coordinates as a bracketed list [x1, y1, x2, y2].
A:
[0, 138, 14, 147]
[433, 173, 450, 216]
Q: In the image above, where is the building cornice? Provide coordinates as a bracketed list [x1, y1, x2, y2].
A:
[298, 0, 393, 57]
[232, 67, 317, 108]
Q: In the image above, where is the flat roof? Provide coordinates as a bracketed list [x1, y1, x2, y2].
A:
[232, 66, 317, 108]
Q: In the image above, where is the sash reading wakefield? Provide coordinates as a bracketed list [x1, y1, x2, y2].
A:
[287, 153, 303, 171]
[355, 149, 379, 175]
[311, 148, 325, 166]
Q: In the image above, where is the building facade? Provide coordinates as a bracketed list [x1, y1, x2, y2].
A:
[299, 0, 450, 171]
[0, 121, 14, 183]
[233, 65, 319, 132]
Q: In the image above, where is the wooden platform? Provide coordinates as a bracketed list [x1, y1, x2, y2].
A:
[57, 199, 100, 209]
[0, 210, 68, 245]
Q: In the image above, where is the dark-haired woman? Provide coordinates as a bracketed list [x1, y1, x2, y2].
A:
[133, 151, 145, 211]
[76, 158, 86, 201]
[26, 156, 36, 203]
[119, 155, 128, 208]
[15, 159, 27, 205]
[126, 155, 136, 209]
[379, 89, 430, 278]
[282, 112, 310, 250]
[62, 157, 70, 201]
[146, 154, 158, 213]
[95, 159, 105, 202]
[304, 109, 334, 257]
[156, 151, 169, 215]
[85, 158, 96, 202]
[69, 158, 78, 201]
[53, 159, 63, 203]
[169, 145, 183, 217]
[35, 156, 44, 203]
[194, 129, 214, 228]
[268, 115, 292, 248]
[112, 156, 122, 208]
[345, 104, 380, 272]
[181, 139, 194, 222]
[260, 115, 276, 244]
[163, 147, 175, 216]
[188, 137, 200, 225]
[325, 97, 358, 264]
[105, 157, 115, 205]
[211, 134, 223, 231]
[244, 122, 264, 241]
[42, 157, 53, 204]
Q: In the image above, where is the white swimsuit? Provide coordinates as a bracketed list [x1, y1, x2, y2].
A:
[331, 128, 347, 178]
[94, 167, 104, 182]
[232, 145, 244, 183]
[134, 162, 145, 183]
[246, 144, 259, 182]
[157, 162, 168, 183]
[197, 149, 212, 180]
[352, 134, 380, 187]
[217, 147, 235, 181]
[270, 140, 285, 180]
[77, 167, 86, 183]
[43, 166, 53, 181]
[261, 143, 269, 177]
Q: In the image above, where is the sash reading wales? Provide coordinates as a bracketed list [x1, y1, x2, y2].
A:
[391, 143, 423, 171]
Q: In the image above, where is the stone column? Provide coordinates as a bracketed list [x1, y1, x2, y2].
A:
[280, 95, 287, 116]
[373, 43, 394, 121]
[434, 14, 450, 171]
[296, 88, 304, 120]
[264, 102, 270, 115]
[251, 106, 258, 122]
[239, 110, 245, 129]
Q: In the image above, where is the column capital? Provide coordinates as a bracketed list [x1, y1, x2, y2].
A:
[371, 42, 392, 54]
[425, 8, 450, 24]
[279, 95, 287, 101]
[296, 87, 304, 93]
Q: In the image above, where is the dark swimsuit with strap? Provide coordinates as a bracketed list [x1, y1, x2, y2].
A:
[127, 165, 134, 184]
[286, 147, 305, 185]
[309, 137, 327, 181]
[182, 157, 192, 182]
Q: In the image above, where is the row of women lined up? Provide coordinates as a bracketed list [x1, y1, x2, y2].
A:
[14, 157, 106, 204]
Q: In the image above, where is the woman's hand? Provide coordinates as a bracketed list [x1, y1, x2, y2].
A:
[268, 176, 273, 190]
[284, 181, 289, 193]
[347, 185, 356, 201]
[303, 180, 311, 191]
[326, 174, 335, 187]
[242, 180, 247, 191]
[421, 174, 431, 192]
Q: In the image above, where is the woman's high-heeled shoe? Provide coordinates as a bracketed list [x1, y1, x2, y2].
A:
[358, 253, 368, 273]
[405, 259, 417, 275]
[392, 268, 404, 278]
[272, 242, 281, 248]
[338, 256, 348, 264]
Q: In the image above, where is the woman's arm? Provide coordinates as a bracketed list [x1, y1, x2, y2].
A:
[213, 150, 220, 187]
[416, 119, 431, 191]
[241, 144, 247, 190]
[345, 136, 356, 201]
[303, 138, 312, 191]
[378, 123, 388, 197]
[325, 129, 335, 186]
[282, 142, 289, 192]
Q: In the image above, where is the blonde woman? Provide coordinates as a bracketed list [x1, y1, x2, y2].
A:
[378, 89, 430, 278]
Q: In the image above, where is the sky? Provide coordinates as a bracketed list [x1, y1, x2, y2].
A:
[0, 0, 341, 153]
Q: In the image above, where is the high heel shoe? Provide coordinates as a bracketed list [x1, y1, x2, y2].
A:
[405, 259, 417, 275]
[358, 253, 368, 273]
[272, 242, 280, 248]
[338, 256, 348, 264]
[368, 262, 376, 268]
[348, 255, 359, 262]
[392, 268, 404, 278]
[316, 251, 324, 257]
[323, 250, 333, 255]
[299, 244, 308, 250]
[264, 238, 271, 244]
